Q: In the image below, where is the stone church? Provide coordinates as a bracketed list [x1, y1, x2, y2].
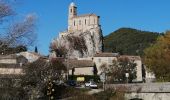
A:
[51, 2, 103, 58]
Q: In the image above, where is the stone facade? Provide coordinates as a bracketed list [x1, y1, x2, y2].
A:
[0, 54, 27, 76]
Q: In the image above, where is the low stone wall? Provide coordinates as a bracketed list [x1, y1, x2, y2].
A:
[105, 83, 170, 93]
[105, 83, 170, 100]
[125, 93, 170, 100]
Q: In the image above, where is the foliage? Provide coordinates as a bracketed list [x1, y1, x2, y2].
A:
[0, 45, 27, 55]
[94, 88, 125, 100]
[63, 87, 92, 99]
[49, 42, 68, 57]
[100, 57, 137, 83]
[104, 28, 160, 55]
[34, 46, 38, 53]
[144, 31, 170, 81]
[93, 64, 98, 75]
[21, 58, 66, 99]
[67, 35, 87, 55]
[63, 87, 125, 100]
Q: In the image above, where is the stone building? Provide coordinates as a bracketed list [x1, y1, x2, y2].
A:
[51, 2, 103, 58]
[60, 2, 100, 37]
[66, 59, 95, 75]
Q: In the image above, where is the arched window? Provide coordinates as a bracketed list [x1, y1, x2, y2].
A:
[85, 19, 86, 25]
[79, 20, 81, 25]
[70, 9, 72, 13]
[74, 20, 75, 26]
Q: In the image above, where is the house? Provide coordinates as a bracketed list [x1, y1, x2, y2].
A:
[92, 52, 119, 74]
[120, 55, 143, 82]
[65, 59, 95, 75]
[19, 51, 41, 63]
[0, 54, 28, 77]
[0, 54, 28, 89]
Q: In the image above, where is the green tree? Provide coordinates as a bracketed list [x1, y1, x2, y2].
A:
[104, 28, 160, 55]
[144, 31, 170, 81]
[100, 57, 136, 83]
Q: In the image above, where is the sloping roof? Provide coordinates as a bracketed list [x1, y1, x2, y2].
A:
[64, 59, 94, 69]
[0, 64, 23, 68]
[73, 13, 98, 18]
[0, 54, 17, 59]
[120, 55, 141, 60]
[94, 53, 119, 57]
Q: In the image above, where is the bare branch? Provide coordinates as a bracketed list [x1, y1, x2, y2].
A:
[5, 14, 37, 47]
[0, 0, 14, 23]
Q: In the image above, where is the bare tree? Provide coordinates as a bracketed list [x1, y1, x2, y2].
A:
[0, 0, 37, 49]
[0, 0, 14, 23]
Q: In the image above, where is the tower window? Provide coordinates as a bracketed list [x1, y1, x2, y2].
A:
[70, 9, 72, 13]
[85, 19, 86, 25]
[74, 20, 75, 26]
[79, 20, 81, 25]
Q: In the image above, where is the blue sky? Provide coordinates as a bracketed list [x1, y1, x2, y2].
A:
[14, 0, 170, 55]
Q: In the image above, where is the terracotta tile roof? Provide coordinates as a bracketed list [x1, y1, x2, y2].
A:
[64, 59, 94, 69]
[94, 53, 119, 57]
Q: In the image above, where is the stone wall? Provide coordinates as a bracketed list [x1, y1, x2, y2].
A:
[105, 83, 170, 100]
[125, 93, 170, 100]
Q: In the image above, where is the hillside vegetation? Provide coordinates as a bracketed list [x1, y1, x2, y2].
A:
[104, 28, 161, 56]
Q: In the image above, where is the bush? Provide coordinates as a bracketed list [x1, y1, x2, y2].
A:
[93, 88, 125, 100]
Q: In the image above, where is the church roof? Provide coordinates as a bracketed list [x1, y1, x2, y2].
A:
[73, 13, 98, 18]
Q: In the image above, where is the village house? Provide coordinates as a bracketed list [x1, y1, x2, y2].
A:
[67, 59, 95, 76]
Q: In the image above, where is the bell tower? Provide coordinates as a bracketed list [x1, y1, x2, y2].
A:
[68, 2, 77, 32]
[68, 2, 77, 19]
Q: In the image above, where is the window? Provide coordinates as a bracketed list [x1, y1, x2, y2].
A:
[94, 19, 95, 24]
[85, 19, 86, 25]
[98, 58, 101, 63]
[108, 58, 112, 63]
[79, 20, 81, 25]
[74, 20, 75, 26]
[70, 9, 72, 13]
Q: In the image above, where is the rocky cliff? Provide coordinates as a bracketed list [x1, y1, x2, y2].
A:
[50, 27, 103, 58]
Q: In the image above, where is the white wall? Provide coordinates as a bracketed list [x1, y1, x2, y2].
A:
[69, 67, 94, 75]
[68, 15, 99, 32]
[0, 68, 23, 75]
[134, 60, 143, 82]
[0, 59, 17, 64]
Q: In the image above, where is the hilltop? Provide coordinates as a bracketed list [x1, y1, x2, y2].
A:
[104, 28, 161, 56]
